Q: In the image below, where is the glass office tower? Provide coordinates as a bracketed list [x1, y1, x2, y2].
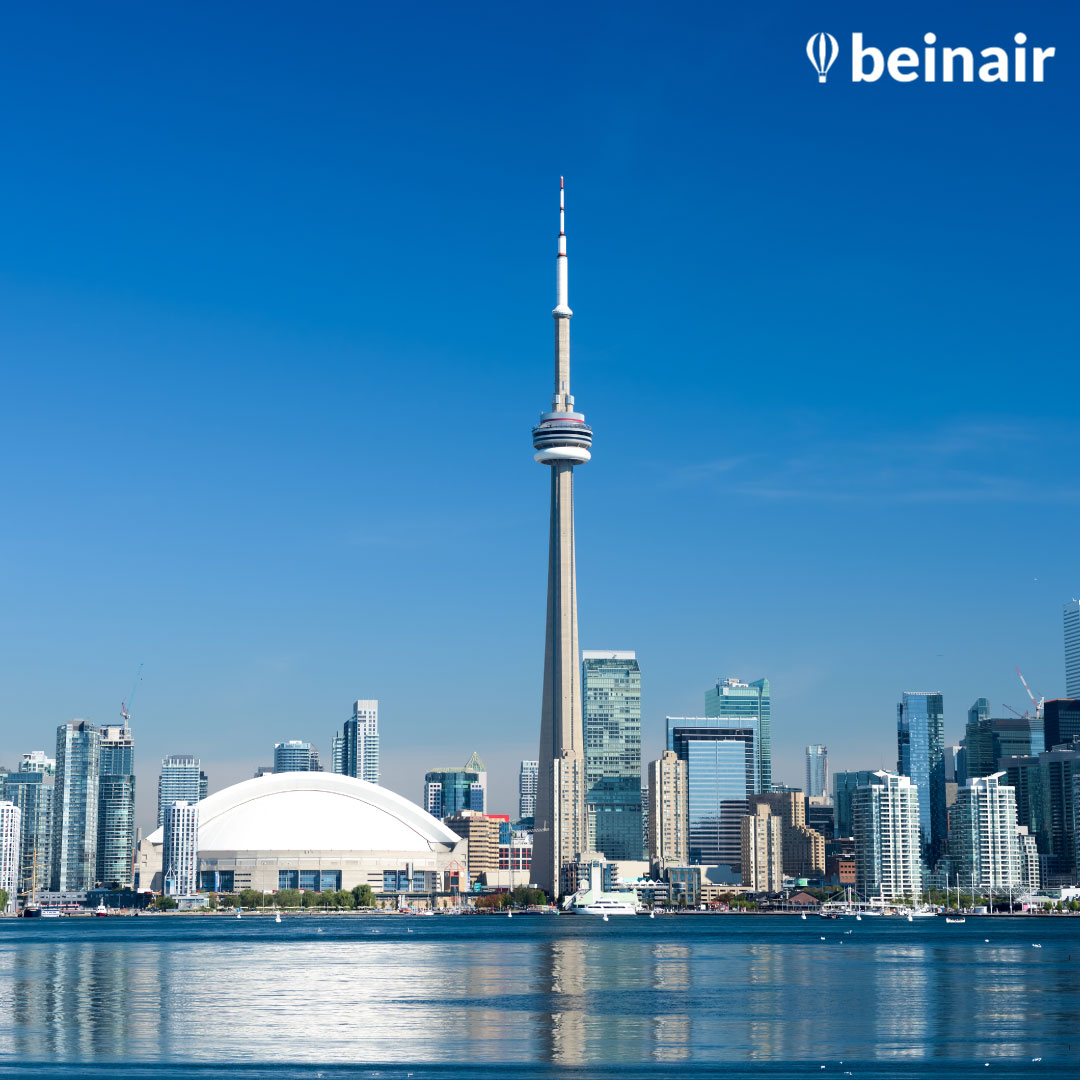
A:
[896, 691, 946, 864]
[704, 677, 771, 793]
[274, 740, 321, 772]
[667, 717, 755, 873]
[0, 770, 53, 896]
[51, 720, 101, 892]
[97, 725, 135, 889]
[424, 768, 484, 819]
[342, 699, 380, 784]
[1065, 600, 1080, 699]
[518, 760, 538, 820]
[805, 744, 828, 799]
[583, 651, 642, 859]
[833, 770, 877, 838]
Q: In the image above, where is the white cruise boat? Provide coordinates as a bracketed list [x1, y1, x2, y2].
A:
[574, 895, 640, 917]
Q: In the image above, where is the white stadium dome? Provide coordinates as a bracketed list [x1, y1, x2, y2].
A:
[146, 771, 463, 853]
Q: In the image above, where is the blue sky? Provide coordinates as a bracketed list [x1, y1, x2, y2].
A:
[1, 1, 1076, 828]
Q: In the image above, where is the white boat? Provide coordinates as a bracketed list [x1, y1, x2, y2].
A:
[94, 901, 108, 917]
[275, 913, 282, 924]
[40, 909, 62, 919]
[576, 895, 640, 917]
[945, 916, 966, 924]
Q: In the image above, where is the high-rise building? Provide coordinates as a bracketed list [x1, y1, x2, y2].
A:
[852, 771, 922, 902]
[667, 717, 755, 873]
[424, 766, 484, 819]
[753, 791, 825, 879]
[1065, 600, 1080, 699]
[1017, 826, 1041, 891]
[1043, 700, 1080, 752]
[641, 782, 649, 857]
[897, 691, 946, 863]
[582, 650, 642, 859]
[648, 750, 688, 873]
[0, 801, 20, 912]
[330, 732, 344, 775]
[19, 751, 55, 775]
[1003, 746, 1080, 885]
[805, 745, 828, 800]
[273, 740, 321, 773]
[462, 751, 488, 808]
[532, 180, 593, 898]
[162, 800, 199, 897]
[741, 803, 783, 893]
[157, 756, 206, 829]
[704, 677, 771, 794]
[444, 811, 501, 881]
[806, 799, 835, 842]
[949, 772, 1022, 891]
[97, 724, 135, 890]
[518, 760, 538, 820]
[0, 770, 52, 898]
[833, 770, 876, 838]
[964, 701, 1044, 779]
[51, 720, 101, 892]
[343, 700, 379, 784]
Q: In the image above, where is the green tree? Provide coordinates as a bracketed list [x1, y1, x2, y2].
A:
[335, 889, 355, 909]
[239, 888, 263, 909]
[154, 895, 179, 911]
[301, 890, 318, 908]
[352, 884, 376, 908]
[218, 893, 240, 909]
[0, 889, 9, 913]
[511, 885, 546, 907]
[274, 889, 301, 908]
[207, 893, 219, 910]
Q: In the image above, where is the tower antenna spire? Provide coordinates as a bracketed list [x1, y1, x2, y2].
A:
[554, 176, 571, 319]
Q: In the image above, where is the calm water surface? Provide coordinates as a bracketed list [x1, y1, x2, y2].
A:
[1, 913, 1077, 1078]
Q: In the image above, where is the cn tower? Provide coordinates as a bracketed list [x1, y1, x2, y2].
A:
[532, 179, 592, 899]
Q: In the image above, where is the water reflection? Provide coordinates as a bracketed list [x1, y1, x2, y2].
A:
[1, 916, 1079, 1066]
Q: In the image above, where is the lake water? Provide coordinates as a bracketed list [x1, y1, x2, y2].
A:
[1, 913, 1077, 1078]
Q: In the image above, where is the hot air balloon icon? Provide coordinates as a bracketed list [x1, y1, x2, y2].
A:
[806, 32, 839, 82]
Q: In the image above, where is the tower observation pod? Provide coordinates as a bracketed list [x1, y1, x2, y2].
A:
[532, 179, 591, 900]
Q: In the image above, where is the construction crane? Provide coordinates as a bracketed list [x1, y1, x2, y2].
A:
[1002, 703, 1028, 720]
[1015, 667, 1044, 720]
[121, 663, 144, 722]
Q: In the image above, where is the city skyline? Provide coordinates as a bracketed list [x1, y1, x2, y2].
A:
[0, 3, 1077, 835]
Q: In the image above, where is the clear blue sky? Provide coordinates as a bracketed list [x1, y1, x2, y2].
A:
[1, 1, 1076, 829]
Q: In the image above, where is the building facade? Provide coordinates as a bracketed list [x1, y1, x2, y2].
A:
[97, 724, 135, 890]
[833, 770, 876, 838]
[51, 720, 101, 893]
[1065, 600, 1080, 699]
[647, 750, 688, 873]
[1003, 747, 1080, 886]
[424, 768, 484, 819]
[343, 700, 380, 784]
[274, 740, 321, 773]
[157, 755, 207, 828]
[805, 745, 828, 800]
[667, 717, 755, 873]
[1043, 699, 1080, 752]
[948, 772, 1022, 890]
[0, 769, 53, 898]
[582, 650, 642, 860]
[852, 771, 922, 902]
[964, 702, 1044, 781]
[741, 803, 783, 893]
[753, 791, 825, 879]
[0, 801, 21, 912]
[532, 181, 593, 898]
[518, 760, 538, 820]
[704, 676, 771, 794]
[897, 691, 946, 863]
[162, 801, 199, 896]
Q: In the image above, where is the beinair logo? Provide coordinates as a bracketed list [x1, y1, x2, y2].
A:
[807, 32, 1057, 83]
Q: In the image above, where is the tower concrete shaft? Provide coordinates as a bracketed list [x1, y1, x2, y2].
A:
[532, 179, 592, 898]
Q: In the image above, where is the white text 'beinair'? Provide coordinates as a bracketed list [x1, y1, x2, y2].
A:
[808, 32, 1057, 84]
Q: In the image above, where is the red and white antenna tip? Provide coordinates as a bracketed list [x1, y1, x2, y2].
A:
[560, 176, 564, 189]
